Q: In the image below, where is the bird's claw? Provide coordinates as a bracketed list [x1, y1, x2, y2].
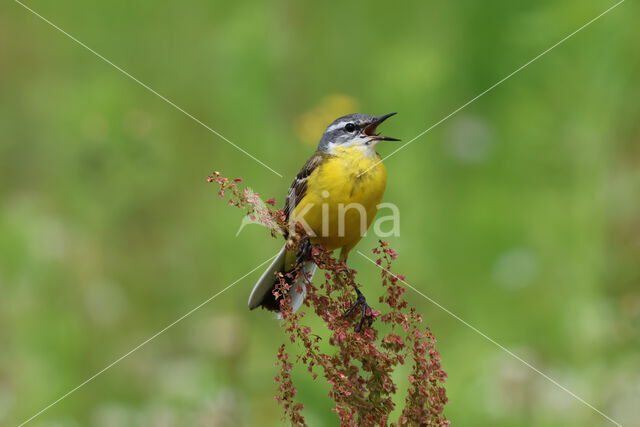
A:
[296, 236, 312, 263]
[342, 287, 374, 333]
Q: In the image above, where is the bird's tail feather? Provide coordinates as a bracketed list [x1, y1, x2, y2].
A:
[248, 245, 316, 313]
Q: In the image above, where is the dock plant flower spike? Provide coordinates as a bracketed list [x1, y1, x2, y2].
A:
[209, 172, 449, 426]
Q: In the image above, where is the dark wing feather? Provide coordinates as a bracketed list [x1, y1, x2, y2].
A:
[283, 152, 326, 225]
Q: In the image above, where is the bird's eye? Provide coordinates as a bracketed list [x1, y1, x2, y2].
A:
[344, 123, 356, 132]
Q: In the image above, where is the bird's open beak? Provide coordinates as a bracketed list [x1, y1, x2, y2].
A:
[363, 112, 400, 141]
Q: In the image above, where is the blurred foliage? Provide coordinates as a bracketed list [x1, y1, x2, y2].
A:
[1, 0, 639, 426]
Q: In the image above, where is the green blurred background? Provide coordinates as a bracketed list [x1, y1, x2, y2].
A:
[1, 0, 638, 425]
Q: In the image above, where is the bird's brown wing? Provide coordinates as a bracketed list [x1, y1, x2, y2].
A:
[283, 151, 326, 224]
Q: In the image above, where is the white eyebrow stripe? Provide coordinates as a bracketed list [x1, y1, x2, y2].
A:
[325, 122, 345, 133]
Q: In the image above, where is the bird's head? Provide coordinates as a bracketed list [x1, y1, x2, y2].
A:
[317, 112, 399, 153]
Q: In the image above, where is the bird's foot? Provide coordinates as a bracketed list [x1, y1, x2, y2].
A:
[296, 236, 312, 263]
[342, 287, 374, 333]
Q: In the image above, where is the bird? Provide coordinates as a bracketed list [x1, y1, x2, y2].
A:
[248, 112, 399, 325]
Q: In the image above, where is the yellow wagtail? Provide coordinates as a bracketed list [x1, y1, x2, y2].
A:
[248, 112, 399, 322]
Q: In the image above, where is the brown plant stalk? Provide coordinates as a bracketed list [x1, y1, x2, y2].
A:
[209, 171, 448, 426]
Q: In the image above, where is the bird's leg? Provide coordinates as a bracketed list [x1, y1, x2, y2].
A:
[342, 285, 374, 333]
[338, 248, 374, 332]
[285, 236, 313, 291]
[296, 236, 312, 264]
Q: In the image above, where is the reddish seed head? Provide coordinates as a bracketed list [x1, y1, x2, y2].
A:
[211, 172, 448, 426]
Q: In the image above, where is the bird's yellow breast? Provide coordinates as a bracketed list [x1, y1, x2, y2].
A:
[291, 146, 387, 254]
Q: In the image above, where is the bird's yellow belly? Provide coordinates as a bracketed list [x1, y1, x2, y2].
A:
[291, 147, 387, 252]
